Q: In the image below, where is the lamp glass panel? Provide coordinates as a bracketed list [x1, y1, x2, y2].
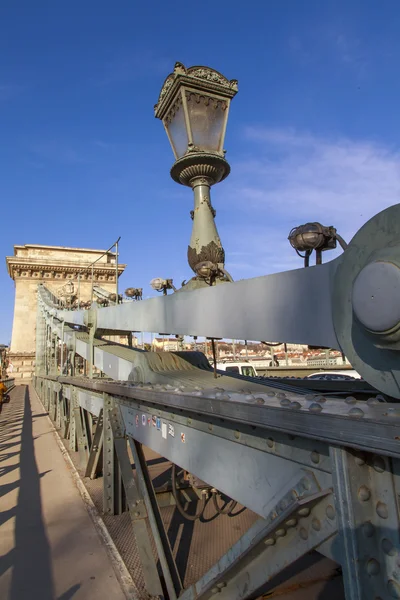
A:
[165, 97, 188, 158]
[186, 93, 227, 152]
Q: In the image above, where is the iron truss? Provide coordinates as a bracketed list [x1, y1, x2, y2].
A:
[33, 374, 400, 600]
[33, 203, 400, 598]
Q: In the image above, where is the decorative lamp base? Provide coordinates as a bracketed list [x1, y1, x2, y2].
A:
[170, 152, 230, 187]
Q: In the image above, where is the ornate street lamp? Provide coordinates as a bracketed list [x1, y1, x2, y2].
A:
[155, 62, 238, 290]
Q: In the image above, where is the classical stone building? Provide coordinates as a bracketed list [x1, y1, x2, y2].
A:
[6, 244, 126, 382]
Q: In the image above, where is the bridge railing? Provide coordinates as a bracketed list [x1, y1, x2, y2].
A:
[33, 373, 400, 600]
[1, 378, 15, 392]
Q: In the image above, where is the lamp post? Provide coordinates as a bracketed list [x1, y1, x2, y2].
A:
[155, 62, 238, 290]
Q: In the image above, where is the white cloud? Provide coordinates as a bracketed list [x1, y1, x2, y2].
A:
[218, 127, 400, 279]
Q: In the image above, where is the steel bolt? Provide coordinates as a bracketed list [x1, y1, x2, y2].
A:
[373, 456, 386, 473]
[264, 537, 276, 546]
[310, 451, 320, 464]
[285, 518, 297, 528]
[326, 505, 336, 520]
[387, 579, 400, 598]
[349, 407, 364, 418]
[312, 518, 321, 531]
[315, 395, 327, 403]
[361, 521, 375, 538]
[376, 501, 389, 519]
[367, 397, 380, 406]
[355, 454, 366, 466]
[299, 527, 308, 540]
[382, 538, 397, 556]
[345, 396, 357, 404]
[366, 559, 380, 576]
[358, 485, 371, 502]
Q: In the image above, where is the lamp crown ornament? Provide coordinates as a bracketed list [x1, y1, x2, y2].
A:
[155, 62, 238, 289]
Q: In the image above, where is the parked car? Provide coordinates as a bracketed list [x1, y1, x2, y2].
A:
[305, 370, 361, 381]
[216, 361, 258, 377]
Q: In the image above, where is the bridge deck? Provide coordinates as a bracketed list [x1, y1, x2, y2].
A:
[0, 386, 125, 600]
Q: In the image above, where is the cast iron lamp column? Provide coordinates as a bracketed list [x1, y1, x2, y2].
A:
[155, 62, 238, 289]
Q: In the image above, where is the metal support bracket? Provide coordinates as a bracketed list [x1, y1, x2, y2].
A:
[109, 406, 163, 598]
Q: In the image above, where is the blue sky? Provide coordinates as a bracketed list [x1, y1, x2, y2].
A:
[2, 1, 400, 344]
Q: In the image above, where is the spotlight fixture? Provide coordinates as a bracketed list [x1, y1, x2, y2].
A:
[288, 222, 347, 266]
[125, 287, 143, 300]
[150, 278, 176, 295]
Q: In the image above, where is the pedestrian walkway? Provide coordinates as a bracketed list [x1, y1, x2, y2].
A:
[0, 385, 126, 600]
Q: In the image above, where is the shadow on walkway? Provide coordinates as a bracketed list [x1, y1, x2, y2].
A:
[1, 386, 55, 599]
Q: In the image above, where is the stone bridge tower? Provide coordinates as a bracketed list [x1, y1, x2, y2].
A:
[6, 244, 126, 382]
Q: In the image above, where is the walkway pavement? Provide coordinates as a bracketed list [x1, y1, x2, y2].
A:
[0, 385, 126, 600]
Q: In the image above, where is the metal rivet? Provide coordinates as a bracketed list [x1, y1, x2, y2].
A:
[275, 528, 286, 538]
[373, 456, 386, 473]
[219, 393, 231, 400]
[134, 511, 140, 517]
[311, 451, 320, 464]
[194, 391, 203, 396]
[298, 507, 311, 517]
[234, 430, 240, 439]
[211, 587, 219, 594]
[245, 394, 254, 401]
[277, 392, 286, 399]
[367, 397, 380, 406]
[382, 538, 397, 556]
[362, 521, 375, 538]
[376, 501, 389, 519]
[358, 486, 371, 502]
[309, 403, 322, 413]
[208, 424, 213, 431]
[326, 505, 335, 520]
[280, 398, 291, 407]
[315, 395, 327, 403]
[285, 518, 297, 528]
[305, 394, 315, 401]
[302, 479, 311, 491]
[267, 438, 274, 448]
[355, 454, 366, 466]
[264, 537, 275, 546]
[256, 397, 265, 405]
[267, 391, 276, 397]
[312, 519, 321, 531]
[349, 407, 364, 417]
[299, 527, 308, 540]
[366, 559, 380, 576]
[345, 396, 357, 404]
[388, 579, 400, 598]
[216, 583, 226, 589]
[290, 401, 301, 409]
